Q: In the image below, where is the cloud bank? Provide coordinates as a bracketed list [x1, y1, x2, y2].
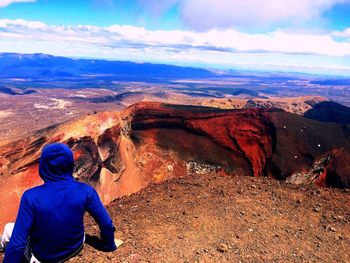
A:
[179, 0, 350, 30]
[1, 19, 350, 75]
[138, 0, 350, 30]
[0, 0, 35, 8]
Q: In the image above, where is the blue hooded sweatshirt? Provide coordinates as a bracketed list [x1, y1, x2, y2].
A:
[3, 143, 116, 262]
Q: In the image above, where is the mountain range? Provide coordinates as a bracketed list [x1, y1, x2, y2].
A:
[0, 53, 214, 80]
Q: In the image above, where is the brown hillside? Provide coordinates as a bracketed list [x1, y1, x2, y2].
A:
[70, 174, 350, 263]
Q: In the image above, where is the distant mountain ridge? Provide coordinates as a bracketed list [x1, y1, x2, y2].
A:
[0, 53, 214, 80]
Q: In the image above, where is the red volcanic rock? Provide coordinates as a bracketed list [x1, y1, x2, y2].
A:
[314, 149, 350, 188]
[129, 103, 274, 177]
[287, 149, 350, 189]
[266, 111, 350, 181]
[1, 102, 350, 229]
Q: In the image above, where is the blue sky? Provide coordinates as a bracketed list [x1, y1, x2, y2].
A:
[0, 1, 183, 29]
[1, 0, 350, 75]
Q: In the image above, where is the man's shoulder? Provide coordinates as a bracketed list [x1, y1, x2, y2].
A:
[70, 181, 97, 196]
[20, 185, 44, 204]
[24, 181, 94, 196]
[23, 184, 45, 195]
[74, 181, 94, 190]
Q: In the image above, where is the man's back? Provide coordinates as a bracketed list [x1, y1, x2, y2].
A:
[3, 143, 116, 263]
[26, 180, 90, 261]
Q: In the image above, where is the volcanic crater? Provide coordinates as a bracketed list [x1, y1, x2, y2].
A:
[0, 102, 350, 229]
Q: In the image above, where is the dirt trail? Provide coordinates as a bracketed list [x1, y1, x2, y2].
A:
[69, 174, 350, 263]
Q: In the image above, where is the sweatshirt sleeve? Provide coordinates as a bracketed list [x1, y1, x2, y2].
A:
[3, 192, 34, 263]
[86, 187, 116, 252]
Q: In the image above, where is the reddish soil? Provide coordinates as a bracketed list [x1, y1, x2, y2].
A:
[65, 173, 350, 263]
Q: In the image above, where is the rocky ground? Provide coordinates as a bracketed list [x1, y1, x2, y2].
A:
[69, 174, 349, 263]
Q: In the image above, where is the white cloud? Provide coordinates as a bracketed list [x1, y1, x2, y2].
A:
[180, 0, 350, 30]
[138, 0, 350, 30]
[1, 19, 350, 75]
[0, 19, 46, 29]
[0, 0, 36, 8]
[333, 28, 350, 38]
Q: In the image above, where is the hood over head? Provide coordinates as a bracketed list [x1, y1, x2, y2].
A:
[39, 143, 74, 182]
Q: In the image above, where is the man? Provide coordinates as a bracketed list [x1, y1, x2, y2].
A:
[2, 143, 118, 262]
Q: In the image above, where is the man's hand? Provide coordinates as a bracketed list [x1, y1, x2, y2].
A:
[114, 239, 124, 248]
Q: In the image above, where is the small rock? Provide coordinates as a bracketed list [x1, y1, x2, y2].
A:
[332, 214, 344, 221]
[336, 234, 343, 240]
[251, 184, 257, 189]
[313, 206, 321, 212]
[327, 225, 337, 232]
[315, 235, 323, 241]
[311, 189, 320, 195]
[330, 227, 337, 232]
[217, 243, 228, 253]
[107, 254, 115, 260]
